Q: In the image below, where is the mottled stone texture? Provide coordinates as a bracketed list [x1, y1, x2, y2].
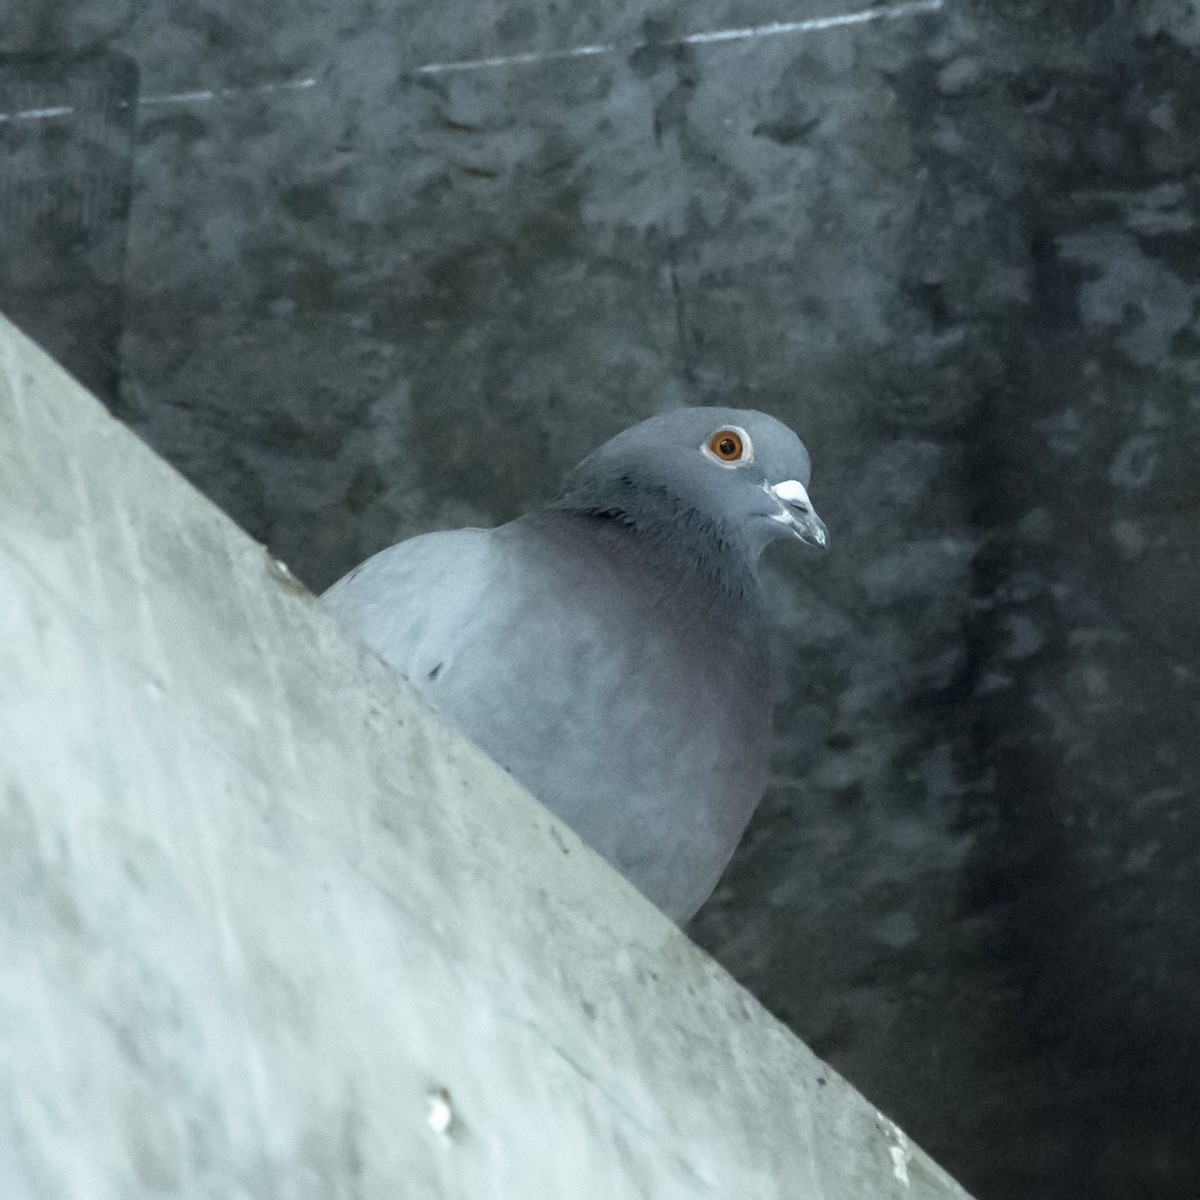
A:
[2, 1, 1199, 1197]
[0, 52, 136, 399]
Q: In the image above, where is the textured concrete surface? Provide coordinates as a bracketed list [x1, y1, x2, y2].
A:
[2, 1, 1200, 1197]
[0, 314, 973, 1198]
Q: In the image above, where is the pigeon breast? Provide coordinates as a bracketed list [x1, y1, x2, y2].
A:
[325, 508, 771, 922]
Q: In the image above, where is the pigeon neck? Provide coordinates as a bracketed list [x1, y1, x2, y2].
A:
[544, 489, 764, 620]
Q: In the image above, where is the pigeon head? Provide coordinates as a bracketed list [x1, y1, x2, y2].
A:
[550, 407, 828, 568]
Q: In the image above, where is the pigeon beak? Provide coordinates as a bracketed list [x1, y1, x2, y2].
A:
[769, 479, 828, 550]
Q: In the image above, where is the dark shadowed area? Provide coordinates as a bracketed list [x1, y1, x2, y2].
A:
[3, 1, 1199, 1196]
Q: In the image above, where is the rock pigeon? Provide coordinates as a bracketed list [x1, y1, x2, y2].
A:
[323, 407, 827, 923]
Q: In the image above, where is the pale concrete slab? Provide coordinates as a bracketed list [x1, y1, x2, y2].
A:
[0, 313, 971, 1198]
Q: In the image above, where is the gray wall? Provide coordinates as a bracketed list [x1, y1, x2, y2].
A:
[3, 2, 1199, 1197]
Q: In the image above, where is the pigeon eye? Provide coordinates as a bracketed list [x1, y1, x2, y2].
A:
[709, 429, 744, 461]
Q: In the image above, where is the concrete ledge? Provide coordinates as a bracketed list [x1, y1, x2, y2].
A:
[0, 313, 973, 1199]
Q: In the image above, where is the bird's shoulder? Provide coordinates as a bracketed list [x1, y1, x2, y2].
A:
[321, 526, 501, 674]
[320, 518, 608, 672]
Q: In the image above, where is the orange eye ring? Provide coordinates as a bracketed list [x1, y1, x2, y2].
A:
[709, 429, 744, 461]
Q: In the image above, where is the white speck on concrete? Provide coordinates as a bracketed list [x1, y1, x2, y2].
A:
[426, 1088, 455, 1138]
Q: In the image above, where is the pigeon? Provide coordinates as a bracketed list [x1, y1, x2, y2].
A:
[323, 407, 827, 923]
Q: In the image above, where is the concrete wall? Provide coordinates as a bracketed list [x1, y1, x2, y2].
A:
[0, 314, 972, 1198]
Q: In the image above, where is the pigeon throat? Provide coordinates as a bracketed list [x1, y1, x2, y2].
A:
[546, 480, 763, 614]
